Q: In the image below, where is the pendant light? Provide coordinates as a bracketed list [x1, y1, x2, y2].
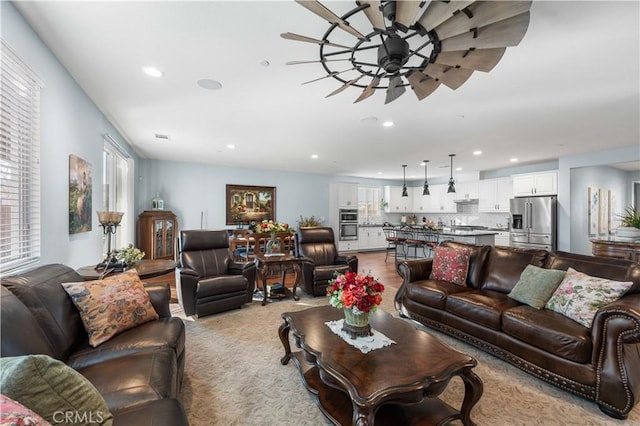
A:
[401, 164, 408, 197]
[422, 160, 430, 196]
[447, 154, 456, 193]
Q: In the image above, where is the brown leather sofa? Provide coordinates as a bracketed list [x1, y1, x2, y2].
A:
[395, 241, 640, 419]
[1, 264, 188, 425]
[177, 229, 256, 317]
[294, 227, 358, 296]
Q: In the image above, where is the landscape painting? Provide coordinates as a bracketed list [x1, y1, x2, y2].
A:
[226, 184, 276, 225]
[69, 154, 92, 234]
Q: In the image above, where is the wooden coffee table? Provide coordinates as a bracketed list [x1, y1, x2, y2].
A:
[279, 306, 483, 426]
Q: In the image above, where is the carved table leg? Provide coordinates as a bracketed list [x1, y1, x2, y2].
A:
[459, 366, 483, 426]
[261, 265, 269, 306]
[291, 262, 300, 301]
[352, 404, 375, 426]
[279, 319, 292, 365]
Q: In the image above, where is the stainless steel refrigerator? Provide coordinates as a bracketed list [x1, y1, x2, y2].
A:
[510, 196, 557, 250]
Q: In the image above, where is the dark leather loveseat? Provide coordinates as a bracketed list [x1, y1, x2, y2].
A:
[395, 241, 640, 419]
[1, 264, 188, 425]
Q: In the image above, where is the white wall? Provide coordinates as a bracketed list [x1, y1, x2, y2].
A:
[2, 2, 136, 270]
[569, 166, 629, 255]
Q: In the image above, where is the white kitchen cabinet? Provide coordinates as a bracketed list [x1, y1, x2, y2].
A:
[423, 184, 456, 213]
[338, 240, 358, 252]
[337, 183, 359, 208]
[384, 186, 412, 213]
[494, 231, 511, 246]
[412, 187, 429, 213]
[358, 226, 386, 250]
[512, 171, 557, 196]
[478, 177, 513, 212]
[453, 181, 479, 201]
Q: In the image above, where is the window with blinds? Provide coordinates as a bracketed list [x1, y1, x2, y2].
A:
[0, 40, 43, 273]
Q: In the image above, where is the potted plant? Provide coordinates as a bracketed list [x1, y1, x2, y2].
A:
[617, 207, 640, 238]
[298, 215, 324, 228]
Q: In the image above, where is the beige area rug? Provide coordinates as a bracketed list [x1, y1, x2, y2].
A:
[173, 289, 639, 426]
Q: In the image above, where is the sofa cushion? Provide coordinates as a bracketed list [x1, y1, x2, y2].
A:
[0, 286, 56, 358]
[446, 290, 521, 330]
[482, 246, 548, 294]
[62, 270, 159, 347]
[507, 264, 566, 309]
[545, 267, 633, 328]
[1, 264, 86, 360]
[0, 355, 113, 425]
[196, 275, 248, 298]
[405, 279, 470, 309]
[0, 393, 50, 426]
[429, 246, 471, 286]
[77, 349, 178, 412]
[502, 305, 592, 363]
[66, 317, 185, 371]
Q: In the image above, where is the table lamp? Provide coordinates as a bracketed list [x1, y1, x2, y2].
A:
[97, 211, 124, 270]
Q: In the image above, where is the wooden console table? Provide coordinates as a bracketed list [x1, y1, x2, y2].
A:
[254, 253, 300, 306]
[77, 259, 178, 301]
[591, 238, 640, 263]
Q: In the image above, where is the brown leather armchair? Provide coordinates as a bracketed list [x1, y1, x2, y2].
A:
[177, 229, 256, 317]
[294, 227, 358, 296]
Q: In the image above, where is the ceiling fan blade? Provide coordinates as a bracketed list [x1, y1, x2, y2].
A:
[395, 0, 424, 29]
[434, 1, 532, 41]
[301, 68, 355, 85]
[422, 63, 474, 90]
[286, 59, 351, 65]
[417, 1, 476, 31]
[433, 48, 506, 72]
[281, 32, 351, 49]
[354, 77, 381, 103]
[295, 0, 365, 40]
[326, 75, 365, 98]
[359, 1, 385, 30]
[440, 12, 531, 51]
[385, 75, 406, 104]
[406, 71, 441, 101]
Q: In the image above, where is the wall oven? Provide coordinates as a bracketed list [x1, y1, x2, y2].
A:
[339, 209, 358, 241]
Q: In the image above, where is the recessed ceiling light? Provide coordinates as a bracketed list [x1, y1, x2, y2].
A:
[197, 79, 222, 90]
[142, 67, 163, 77]
[382, 121, 394, 127]
[473, 150, 482, 156]
[456, 167, 462, 171]
[227, 144, 235, 149]
[377, 172, 383, 175]
[360, 116, 378, 124]
[510, 158, 519, 162]
[311, 154, 318, 159]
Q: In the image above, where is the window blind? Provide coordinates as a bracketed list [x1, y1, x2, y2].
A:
[0, 40, 43, 273]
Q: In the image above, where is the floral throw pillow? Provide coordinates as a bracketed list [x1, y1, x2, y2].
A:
[0, 393, 51, 426]
[62, 269, 159, 347]
[545, 267, 633, 328]
[429, 246, 471, 286]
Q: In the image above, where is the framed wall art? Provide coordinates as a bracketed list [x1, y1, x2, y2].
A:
[69, 154, 93, 234]
[226, 184, 276, 225]
[587, 186, 599, 237]
[599, 188, 609, 235]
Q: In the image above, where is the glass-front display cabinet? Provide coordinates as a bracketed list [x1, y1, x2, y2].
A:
[136, 210, 178, 260]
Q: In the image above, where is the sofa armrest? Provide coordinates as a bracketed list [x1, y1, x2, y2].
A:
[143, 282, 172, 318]
[395, 259, 434, 314]
[229, 261, 256, 302]
[591, 293, 640, 417]
[228, 260, 252, 275]
[336, 255, 358, 273]
[176, 267, 199, 317]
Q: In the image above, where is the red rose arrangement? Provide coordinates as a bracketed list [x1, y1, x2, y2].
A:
[326, 271, 385, 314]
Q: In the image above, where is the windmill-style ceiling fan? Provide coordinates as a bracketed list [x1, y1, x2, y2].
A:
[282, 0, 533, 104]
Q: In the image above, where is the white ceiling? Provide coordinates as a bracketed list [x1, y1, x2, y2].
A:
[13, 1, 640, 181]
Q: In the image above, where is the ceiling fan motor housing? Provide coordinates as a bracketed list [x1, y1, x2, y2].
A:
[377, 35, 410, 73]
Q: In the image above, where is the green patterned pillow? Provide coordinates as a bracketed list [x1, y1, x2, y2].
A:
[545, 267, 633, 328]
[508, 264, 566, 309]
[0, 355, 113, 426]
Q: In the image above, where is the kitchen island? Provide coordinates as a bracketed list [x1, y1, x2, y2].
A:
[438, 229, 497, 246]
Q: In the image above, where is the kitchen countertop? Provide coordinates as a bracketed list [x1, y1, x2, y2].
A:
[439, 230, 499, 236]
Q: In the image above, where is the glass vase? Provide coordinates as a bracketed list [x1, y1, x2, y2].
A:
[342, 308, 372, 339]
[265, 234, 281, 254]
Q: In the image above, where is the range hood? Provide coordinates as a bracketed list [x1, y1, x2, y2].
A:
[453, 198, 478, 204]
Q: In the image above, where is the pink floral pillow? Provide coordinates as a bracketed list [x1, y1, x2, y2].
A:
[62, 269, 159, 347]
[545, 267, 633, 328]
[429, 246, 471, 286]
[0, 393, 51, 425]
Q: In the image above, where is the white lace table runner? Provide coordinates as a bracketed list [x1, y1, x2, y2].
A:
[325, 319, 396, 354]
